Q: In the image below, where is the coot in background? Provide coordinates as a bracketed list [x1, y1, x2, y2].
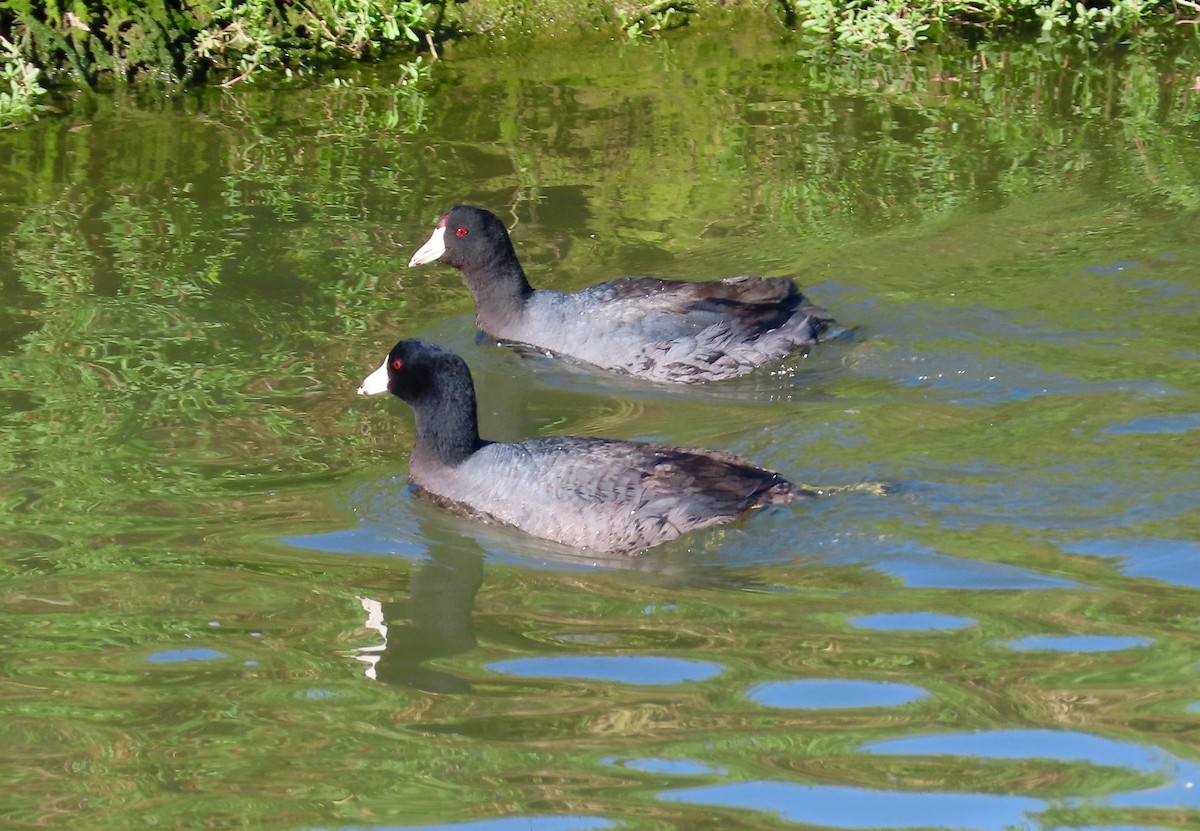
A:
[407, 206, 835, 384]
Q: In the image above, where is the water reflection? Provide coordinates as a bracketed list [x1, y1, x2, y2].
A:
[145, 647, 226, 663]
[659, 780, 1046, 830]
[908, 349, 1172, 404]
[915, 465, 1198, 533]
[1084, 260, 1143, 275]
[862, 729, 1200, 812]
[325, 818, 616, 831]
[352, 545, 483, 692]
[1050, 827, 1172, 831]
[487, 655, 722, 686]
[850, 612, 976, 631]
[862, 729, 1171, 774]
[2, 19, 1200, 831]
[747, 678, 929, 709]
[336, 508, 485, 692]
[1063, 538, 1200, 589]
[1002, 634, 1152, 652]
[814, 534, 1080, 590]
[602, 757, 724, 776]
[1104, 413, 1200, 434]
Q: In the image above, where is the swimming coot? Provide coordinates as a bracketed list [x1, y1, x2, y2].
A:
[408, 206, 834, 384]
[358, 340, 812, 554]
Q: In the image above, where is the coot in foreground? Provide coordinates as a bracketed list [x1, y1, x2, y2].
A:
[358, 339, 813, 554]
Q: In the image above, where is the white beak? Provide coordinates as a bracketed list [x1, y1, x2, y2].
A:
[357, 359, 390, 395]
[408, 225, 447, 267]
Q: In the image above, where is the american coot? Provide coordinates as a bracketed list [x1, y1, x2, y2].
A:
[408, 206, 835, 384]
[358, 340, 812, 554]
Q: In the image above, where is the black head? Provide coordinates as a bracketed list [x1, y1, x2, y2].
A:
[408, 206, 517, 272]
[357, 339, 473, 404]
[358, 340, 482, 466]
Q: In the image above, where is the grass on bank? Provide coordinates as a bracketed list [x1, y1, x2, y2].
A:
[1, 0, 1198, 127]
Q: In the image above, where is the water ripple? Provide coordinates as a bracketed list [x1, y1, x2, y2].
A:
[862, 728, 1200, 811]
[818, 535, 1080, 590]
[748, 678, 929, 709]
[145, 647, 226, 663]
[487, 655, 722, 685]
[321, 818, 616, 831]
[1062, 538, 1200, 589]
[850, 612, 976, 632]
[1104, 413, 1200, 434]
[1003, 634, 1152, 653]
[659, 780, 1045, 830]
[602, 757, 724, 776]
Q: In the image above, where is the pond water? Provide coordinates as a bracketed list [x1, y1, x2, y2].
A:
[2, 17, 1200, 831]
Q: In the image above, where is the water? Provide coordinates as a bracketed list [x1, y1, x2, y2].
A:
[2, 17, 1199, 831]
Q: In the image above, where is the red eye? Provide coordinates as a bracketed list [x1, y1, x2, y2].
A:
[392, 359, 403, 370]
[455, 227, 468, 238]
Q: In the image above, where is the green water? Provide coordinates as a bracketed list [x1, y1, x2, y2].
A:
[3, 19, 1200, 831]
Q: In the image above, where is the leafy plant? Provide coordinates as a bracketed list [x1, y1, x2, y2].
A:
[618, 0, 694, 39]
[0, 33, 45, 126]
[193, 0, 283, 85]
[0, 0, 437, 90]
[195, 0, 433, 84]
[790, 0, 1199, 50]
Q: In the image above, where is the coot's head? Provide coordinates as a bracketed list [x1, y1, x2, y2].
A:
[357, 339, 471, 403]
[408, 206, 515, 271]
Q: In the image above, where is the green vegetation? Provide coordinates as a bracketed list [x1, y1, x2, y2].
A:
[1, 0, 1199, 127]
[1, 30, 1196, 508]
[0, 20, 1197, 543]
[0, 0, 437, 124]
[786, 0, 1198, 50]
[2, 22, 1200, 831]
[0, 32, 44, 125]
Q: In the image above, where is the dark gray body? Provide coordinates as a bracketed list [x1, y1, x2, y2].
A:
[409, 207, 834, 384]
[410, 435, 800, 555]
[490, 276, 832, 384]
[359, 340, 807, 555]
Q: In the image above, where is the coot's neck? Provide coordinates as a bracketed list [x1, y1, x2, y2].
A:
[408, 380, 482, 470]
[461, 256, 534, 335]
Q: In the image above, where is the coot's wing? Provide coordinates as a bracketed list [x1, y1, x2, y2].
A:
[576, 275, 826, 336]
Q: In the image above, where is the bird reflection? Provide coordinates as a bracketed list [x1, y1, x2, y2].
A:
[352, 515, 484, 693]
